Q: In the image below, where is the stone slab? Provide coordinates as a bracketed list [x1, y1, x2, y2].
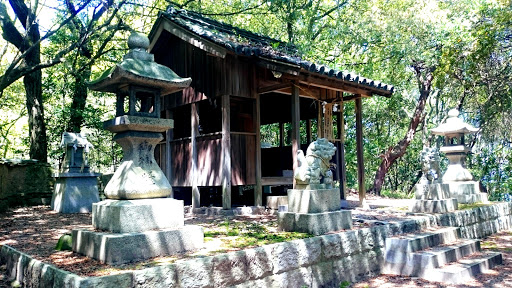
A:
[93, 198, 184, 233]
[287, 188, 340, 213]
[277, 210, 352, 235]
[266, 196, 288, 210]
[411, 199, 458, 213]
[414, 183, 451, 200]
[72, 225, 203, 265]
[51, 175, 100, 213]
[103, 115, 173, 133]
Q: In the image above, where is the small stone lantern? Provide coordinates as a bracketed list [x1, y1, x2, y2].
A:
[87, 32, 192, 199]
[431, 109, 478, 182]
[73, 32, 203, 265]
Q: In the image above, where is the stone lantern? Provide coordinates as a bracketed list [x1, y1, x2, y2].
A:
[431, 109, 479, 183]
[72, 32, 203, 265]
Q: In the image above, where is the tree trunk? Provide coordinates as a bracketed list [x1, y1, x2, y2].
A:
[24, 46, 47, 162]
[69, 67, 91, 132]
[370, 63, 434, 195]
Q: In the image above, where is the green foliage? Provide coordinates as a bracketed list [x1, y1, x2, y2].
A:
[339, 281, 351, 288]
[55, 234, 73, 251]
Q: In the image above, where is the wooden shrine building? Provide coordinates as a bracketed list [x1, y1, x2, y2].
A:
[148, 7, 394, 209]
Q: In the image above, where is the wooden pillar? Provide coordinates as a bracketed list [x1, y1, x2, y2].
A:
[191, 103, 200, 208]
[291, 85, 300, 188]
[355, 96, 367, 207]
[317, 100, 323, 138]
[166, 110, 174, 198]
[279, 122, 284, 147]
[336, 100, 347, 200]
[221, 95, 232, 209]
[306, 119, 312, 143]
[254, 96, 262, 206]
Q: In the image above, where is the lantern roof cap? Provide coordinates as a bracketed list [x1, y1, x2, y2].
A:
[88, 32, 191, 95]
[431, 109, 479, 136]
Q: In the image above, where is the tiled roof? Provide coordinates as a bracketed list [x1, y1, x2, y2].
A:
[157, 6, 394, 95]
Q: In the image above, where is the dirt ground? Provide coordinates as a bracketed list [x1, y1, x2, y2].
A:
[1, 194, 511, 287]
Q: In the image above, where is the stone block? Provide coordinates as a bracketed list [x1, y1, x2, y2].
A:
[270, 242, 301, 274]
[287, 189, 340, 213]
[411, 199, 458, 213]
[80, 273, 134, 288]
[93, 198, 184, 233]
[72, 225, 203, 265]
[132, 266, 177, 287]
[175, 257, 214, 288]
[278, 210, 352, 235]
[244, 247, 274, 280]
[51, 173, 100, 213]
[212, 251, 249, 286]
[266, 196, 288, 210]
[414, 183, 451, 200]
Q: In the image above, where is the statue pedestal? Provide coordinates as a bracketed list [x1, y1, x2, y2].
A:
[278, 189, 352, 235]
[411, 182, 459, 213]
[51, 172, 100, 214]
[73, 198, 203, 264]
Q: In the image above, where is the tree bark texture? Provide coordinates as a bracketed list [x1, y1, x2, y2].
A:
[24, 44, 47, 162]
[371, 63, 434, 195]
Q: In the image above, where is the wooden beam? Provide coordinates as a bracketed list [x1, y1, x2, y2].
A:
[291, 84, 300, 188]
[191, 103, 200, 208]
[161, 20, 227, 58]
[257, 82, 292, 94]
[221, 95, 232, 209]
[166, 110, 174, 198]
[355, 96, 367, 207]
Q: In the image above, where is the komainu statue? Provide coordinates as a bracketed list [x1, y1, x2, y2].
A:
[420, 147, 441, 183]
[294, 138, 336, 189]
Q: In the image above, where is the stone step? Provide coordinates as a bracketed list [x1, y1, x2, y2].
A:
[384, 227, 461, 265]
[383, 239, 480, 275]
[420, 252, 503, 284]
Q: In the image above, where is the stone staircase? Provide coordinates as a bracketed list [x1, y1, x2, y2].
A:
[383, 227, 503, 284]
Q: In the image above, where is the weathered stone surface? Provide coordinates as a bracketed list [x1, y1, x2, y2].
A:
[270, 242, 301, 274]
[266, 196, 288, 210]
[212, 251, 249, 286]
[287, 189, 340, 213]
[245, 246, 274, 280]
[51, 174, 100, 213]
[175, 257, 214, 288]
[132, 265, 177, 287]
[310, 261, 335, 288]
[92, 198, 184, 233]
[411, 198, 458, 213]
[72, 225, 203, 265]
[80, 273, 134, 288]
[278, 210, 352, 235]
[414, 183, 451, 200]
[103, 116, 173, 133]
[102, 130, 171, 199]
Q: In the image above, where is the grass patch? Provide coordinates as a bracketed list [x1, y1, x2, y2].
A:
[381, 189, 413, 199]
[458, 203, 492, 210]
[203, 219, 312, 250]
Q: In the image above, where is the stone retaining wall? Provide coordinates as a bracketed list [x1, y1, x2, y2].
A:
[0, 159, 54, 212]
[2, 202, 512, 288]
